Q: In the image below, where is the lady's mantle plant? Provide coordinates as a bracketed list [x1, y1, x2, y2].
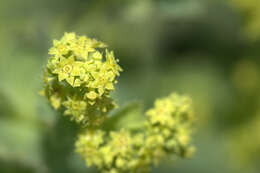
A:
[42, 32, 195, 173]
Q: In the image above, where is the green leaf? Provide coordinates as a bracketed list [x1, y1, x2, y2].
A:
[0, 118, 44, 172]
[103, 102, 145, 132]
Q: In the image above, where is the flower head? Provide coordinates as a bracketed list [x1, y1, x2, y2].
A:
[75, 130, 105, 167]
[144, 93, 195, 159]
[75, 93, 195, 173]
[76, 129, 145, 173]
[42, 32, 122, 126]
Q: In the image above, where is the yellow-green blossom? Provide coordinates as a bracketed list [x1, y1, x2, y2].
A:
[75, 130, 105, 167]
[43, 33, 195, 173]
[145, 93, 195, 158]
[76, 129, 146, 173]
[42, 32, 122, 126]
[63, 97, 87, 123]
[75, 93, 195, 173]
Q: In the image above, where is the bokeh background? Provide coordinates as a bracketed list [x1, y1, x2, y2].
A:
[1, 0, 260, 172]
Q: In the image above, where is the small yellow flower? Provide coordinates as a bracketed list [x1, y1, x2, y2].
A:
[86, 91, 98, 100]
[50, 94, 61, 110]
[52, 56, 76, 85]
[110, 129, 132, 155]
[63, 97, 87, 123]
[75, 130, 105, 167]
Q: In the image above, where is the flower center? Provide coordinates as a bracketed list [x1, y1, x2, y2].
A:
[117, 136, 128, 148]
[63, 64, 73, 73]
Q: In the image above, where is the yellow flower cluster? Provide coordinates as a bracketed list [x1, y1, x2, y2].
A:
[75, 93, 195, 173]
[42, 32, 122, 125]
[145, 93, 195, 160]
[42, 33, 195, 173]
[76, 129, 146, 173]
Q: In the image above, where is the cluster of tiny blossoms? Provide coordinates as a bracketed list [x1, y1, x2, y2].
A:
[144, 93, 195, 161]
[42, 33, 195, 173]
[75, 93, 195, 173]
[75, 129, 146, 173]
[42, 32, 122, 126]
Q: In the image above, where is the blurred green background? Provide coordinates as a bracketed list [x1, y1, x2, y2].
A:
[1, 0, 260, 172]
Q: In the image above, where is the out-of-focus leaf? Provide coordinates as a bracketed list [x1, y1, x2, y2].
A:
[103, 102, 145, 131]
[0, 118, 46, 173]
[41, 114, 91, 173]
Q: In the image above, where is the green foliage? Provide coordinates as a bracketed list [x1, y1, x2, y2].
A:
[230, 0, 260, 40]
[102, 102, 145, 131]
[227, 111, 260, 172]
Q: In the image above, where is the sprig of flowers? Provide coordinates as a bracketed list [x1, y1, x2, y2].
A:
[144, 93, 195, 160]
[75, 93, 195, 173]
[42, 32, 122, 126]
[42, 33, 195, 173]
